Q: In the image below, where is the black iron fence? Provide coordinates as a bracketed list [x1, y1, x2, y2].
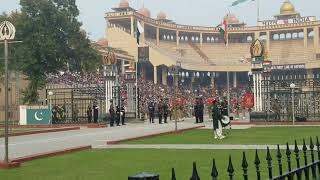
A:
[170, 137, 320, 180]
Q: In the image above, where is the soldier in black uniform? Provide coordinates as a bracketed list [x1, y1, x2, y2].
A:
[93, 104, 99, 123]
[163, 99, 169, 123]
[194, 97, 200, 123]
[199, 98, 204, 123]
[148, 101, 155, 123]
[158, 99, 164, 124]
[109, 100, 115, 127]
[87, 106, 92, 123]
[116, 105, 121, 126]
[121, 104, 126, 125]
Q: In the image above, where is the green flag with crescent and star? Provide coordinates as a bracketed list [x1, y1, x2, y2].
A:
[27, 109, 50, 125]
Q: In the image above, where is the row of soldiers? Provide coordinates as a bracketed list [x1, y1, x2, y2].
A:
[148, 99, 169, 124]
[108, 100, 126, 127]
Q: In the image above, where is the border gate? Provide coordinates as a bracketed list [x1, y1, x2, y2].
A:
[261, 78, 320, 121]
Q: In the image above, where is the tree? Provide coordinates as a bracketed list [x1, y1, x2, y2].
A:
[4, 0, 101, 104]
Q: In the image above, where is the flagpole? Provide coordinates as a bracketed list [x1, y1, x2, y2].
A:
[257, 0, 260, 24]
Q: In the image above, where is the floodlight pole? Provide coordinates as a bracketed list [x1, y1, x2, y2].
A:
[4, 38, 9, 163]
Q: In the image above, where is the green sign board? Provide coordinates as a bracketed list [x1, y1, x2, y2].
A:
[26, 109, 50, 125]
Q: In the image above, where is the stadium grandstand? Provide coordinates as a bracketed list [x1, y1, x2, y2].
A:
[105, 0, 320, 88]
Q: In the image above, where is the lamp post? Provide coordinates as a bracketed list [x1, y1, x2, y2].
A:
[48, 91, 53, 127]
[290, 83, 296, 125]
[0, 21, 16, 164]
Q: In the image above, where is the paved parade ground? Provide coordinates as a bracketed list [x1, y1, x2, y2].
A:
[0, 118, 319, 180]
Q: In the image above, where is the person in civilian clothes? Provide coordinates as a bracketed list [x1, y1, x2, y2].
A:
[116, 105, 121, 126]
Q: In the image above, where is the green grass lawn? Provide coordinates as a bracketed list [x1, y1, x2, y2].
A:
[0, 128, 43, 136]
[0, 149, 313, 180]
[123, 127, 320, 145]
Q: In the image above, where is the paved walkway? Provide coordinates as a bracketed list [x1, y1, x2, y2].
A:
[101, 144, 303, 150]
[0, 118, 202, 159]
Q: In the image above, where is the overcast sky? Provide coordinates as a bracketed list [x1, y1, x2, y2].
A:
[1, 0, 319, 41]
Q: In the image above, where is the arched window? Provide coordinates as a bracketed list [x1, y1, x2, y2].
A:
[171, 35, 174, 40]
[185, 36, 188, 41]
[191, 36, 195, 41]
[286, 33, 292, 39]
[167, 35, 170, 40]
[206, 37, 210, 42]
[298, 32, 304, 38]
[247, 36, 253, 42]
[279, 33, 285, 40]
[260, 35, 267, 40]
[215, 37, 219, 42]
[163, 35, 166, 40]
[211, 37, 215, 42]
[195, 37, 199, 42]
[308, 31, 314, 37]
[292, 33, 298, 39]
[180, 36, 184, 41]
[273, 34, 279, 40]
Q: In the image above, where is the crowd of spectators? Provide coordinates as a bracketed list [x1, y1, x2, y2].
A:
[46, 71, 105, 87]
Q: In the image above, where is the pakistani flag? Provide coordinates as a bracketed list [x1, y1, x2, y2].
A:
[231, 0, 255, 6]
[217, 18, 228, 45]
[136, 21, 144, 45]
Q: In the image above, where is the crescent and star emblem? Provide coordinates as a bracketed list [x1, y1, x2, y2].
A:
[34, 111, 44, 121]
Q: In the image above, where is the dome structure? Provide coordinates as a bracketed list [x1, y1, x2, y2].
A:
[138, 7, 151, 18]
[224, 14, 240, 24]
[280, 0, 295, 14]
[119, 0, 129, 8]
[97, 38, 108, 47]
[157, 12, 166, 20]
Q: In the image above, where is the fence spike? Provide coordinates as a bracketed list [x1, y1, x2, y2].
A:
[309, 137, 317, 179]
[254, 149, 261, 180]
[242, 152, 248, 180]
[310, 137, 315, 163]
[302, 138, 310, 180]
[303, 138, 308, 165]
[266, 147, 273, 179]
[294, 140, 300, 168]
[211, 158, 218, 180]
[172, 168, 177, 180]
[286, 142, 292, 172]
[227, 155, 234, 180]
[277, 144, 283, 176]
[316, 136, 320, 161]
[317, 136, 320, 174]
[190, 162, 200, 180]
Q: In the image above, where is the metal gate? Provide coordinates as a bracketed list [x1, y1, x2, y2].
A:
[46, 85, 106, 124]
[261, 78, 320, 121]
